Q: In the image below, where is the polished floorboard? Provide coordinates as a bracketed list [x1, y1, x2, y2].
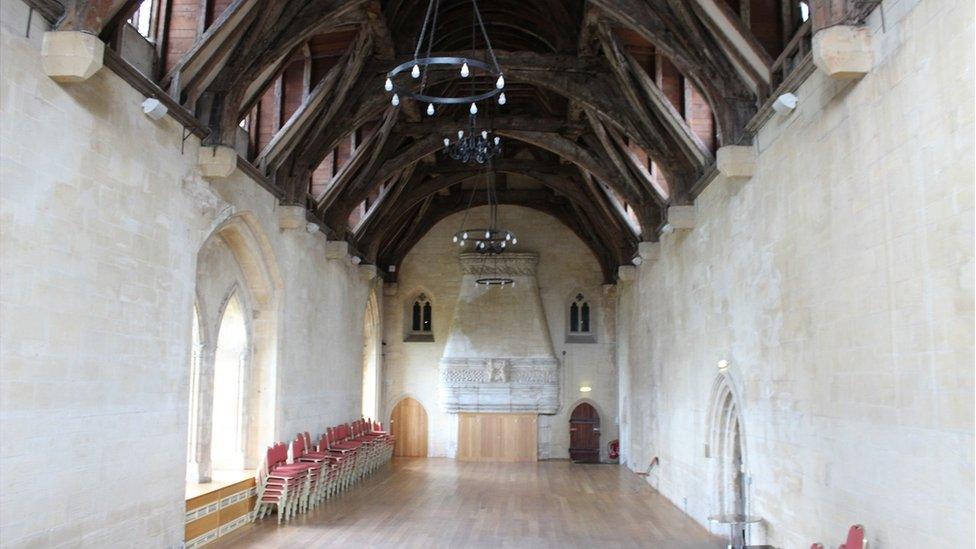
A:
[215, 458, 724, 549]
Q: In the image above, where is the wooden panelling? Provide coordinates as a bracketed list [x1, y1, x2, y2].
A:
[186, 489, 220, 512]
[390, 397, 428, 457]
[185, 511, 220, 542]
[220, 498, 254, 524]
[185, 475, 256, 547]
[457, 413, 537, 462]
[217, 478, 254, 500]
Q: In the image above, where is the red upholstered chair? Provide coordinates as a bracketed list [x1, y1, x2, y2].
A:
[370, 419, 396, 464]
[286, 435, 324, 514]
[295, 432, 343, 508]
[839, 525, 866, 549]
[354, 418, 390, 474]
[305, 433, 346, 500]
[331, 425, 365, 489]
[811, 524, 866, 549]
[254, 443, 310, 524]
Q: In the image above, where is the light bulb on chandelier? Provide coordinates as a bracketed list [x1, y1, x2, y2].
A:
[391, 93, 399, 106]
[460, 62, 470, 77]
[411, 64, 420, 78]
[498, 92, 507, 105]
[427, 103, 435, 116]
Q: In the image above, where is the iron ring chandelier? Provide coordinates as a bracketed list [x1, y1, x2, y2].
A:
[386, 57, 503, 106]
[452, 228, 517, 252]
[475, 277, 515, 287]
[383, 0, 507, 115]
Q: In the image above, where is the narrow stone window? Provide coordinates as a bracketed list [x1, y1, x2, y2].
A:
[422, 301, 432, 331]
[567, 294, 596, 343]
[412, 301, 422, 332]
[405, 293, 434, 342]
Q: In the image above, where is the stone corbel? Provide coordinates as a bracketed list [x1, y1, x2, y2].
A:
[324, 240, 349, 260]
[637, 241, 660, 264]
[812, 25, 874, 80]
[716, 146, 757, 181]
[197, 146, 237, 179]
[666, 205, 696, 231]
[617, 265, 637, 282]
[42, 31, 104, 82]
[276, 205, 305, 230]
[358, 264, 379, 282]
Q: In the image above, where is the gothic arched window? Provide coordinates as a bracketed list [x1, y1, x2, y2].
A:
[406, 293, 434, 342]
[567, 294, 596, 343]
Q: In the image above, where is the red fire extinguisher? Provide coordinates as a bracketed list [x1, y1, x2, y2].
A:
[608, 439, 620, 460]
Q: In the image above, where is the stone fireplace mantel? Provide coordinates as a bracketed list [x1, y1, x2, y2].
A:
[439, 252, 560, 414]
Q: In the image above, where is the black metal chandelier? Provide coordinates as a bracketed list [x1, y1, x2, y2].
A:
[452, 169, 517, 257]
[384, 0, 507, 116]
[443, 118, 502, 164]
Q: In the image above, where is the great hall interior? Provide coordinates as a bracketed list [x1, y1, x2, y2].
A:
[0, 0, 973, 547]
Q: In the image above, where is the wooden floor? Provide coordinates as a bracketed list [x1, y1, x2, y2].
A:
[215, 458, 724, 549]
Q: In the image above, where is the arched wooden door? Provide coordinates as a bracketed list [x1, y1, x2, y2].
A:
[390, 397, 428, 457]
[569, 403, 600, 463]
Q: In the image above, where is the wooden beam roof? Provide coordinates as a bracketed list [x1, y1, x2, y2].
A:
[49, 0, 817, 281]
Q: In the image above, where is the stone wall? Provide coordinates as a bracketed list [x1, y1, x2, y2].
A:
[0, 1, 372, 545]
[383, 205, 619, 460]
[619, 0, 974, 547]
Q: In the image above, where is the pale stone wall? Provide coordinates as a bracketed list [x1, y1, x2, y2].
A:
[383, 205, 619, 460]
[621, 0, 974, 547]
[0, 1, 371, 545]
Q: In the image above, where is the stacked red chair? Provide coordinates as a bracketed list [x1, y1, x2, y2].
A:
[251, 417, 396, 525]
[328, 425, 365, 489]
[253, 443, 312, 524]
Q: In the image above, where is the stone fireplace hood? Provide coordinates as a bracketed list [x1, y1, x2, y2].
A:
[439, 252, 559, 414]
